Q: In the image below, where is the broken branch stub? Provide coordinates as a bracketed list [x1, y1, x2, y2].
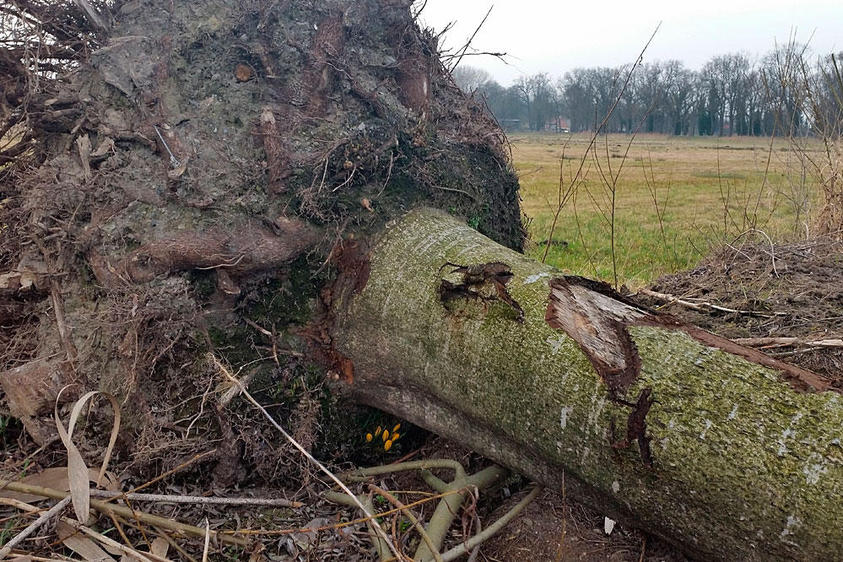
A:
[332, 207, 843, 561]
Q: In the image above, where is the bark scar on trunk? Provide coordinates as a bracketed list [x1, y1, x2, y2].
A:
[546, 276, 654, 465]
[438, 261, 525, 322]
[545, 274, 838, 465]
[546, 276, 646, 396]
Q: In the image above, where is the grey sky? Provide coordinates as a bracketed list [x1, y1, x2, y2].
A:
[418, 0, 843, 85]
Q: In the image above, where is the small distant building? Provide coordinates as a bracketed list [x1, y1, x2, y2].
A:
[547, 116, 571, 133]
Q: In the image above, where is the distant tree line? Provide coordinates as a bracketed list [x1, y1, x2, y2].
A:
[452, 48, 843, 137]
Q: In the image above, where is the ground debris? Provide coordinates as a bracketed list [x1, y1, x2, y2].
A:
[641, 237, 843, 387]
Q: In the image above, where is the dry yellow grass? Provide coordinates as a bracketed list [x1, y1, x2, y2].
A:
[513, 133, 825, 287]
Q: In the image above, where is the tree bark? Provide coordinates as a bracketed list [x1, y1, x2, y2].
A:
[332, 207, 843, 561]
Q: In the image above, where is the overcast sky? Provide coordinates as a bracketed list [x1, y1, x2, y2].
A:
[417, 0, 843, 85]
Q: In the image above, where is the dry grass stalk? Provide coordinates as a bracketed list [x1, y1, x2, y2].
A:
[638, 288, 786, 317]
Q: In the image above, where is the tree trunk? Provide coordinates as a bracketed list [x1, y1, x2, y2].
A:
[331, 207, 843, 561]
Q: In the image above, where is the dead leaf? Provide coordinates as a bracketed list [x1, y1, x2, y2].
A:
[167, 156, 189, 179]
[150, 538, 169, 557]
[57, 520, 116, 561]
[54, 389, 122, 522]
[67, 391, 121, 487]
[361, 198, 373, 212]
[235, 63, 253, 82]
[91, 137, 115, 158]
[55, 403, 91, 522]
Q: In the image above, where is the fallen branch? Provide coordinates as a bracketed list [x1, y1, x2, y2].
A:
[89, 490, 303, 508]
[0, 479, 249, 547]
[0, 496, 72, 558]
[637, 288, 786, 317]
[732, 336, 843, 349]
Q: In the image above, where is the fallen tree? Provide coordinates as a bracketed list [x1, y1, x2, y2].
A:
[331, 207, 843, 560]
[0, 1, 841, 560]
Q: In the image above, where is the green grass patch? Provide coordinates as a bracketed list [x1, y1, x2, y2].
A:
[514, 133, 822, 287]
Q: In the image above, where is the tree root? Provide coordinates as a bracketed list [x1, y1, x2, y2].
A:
[330, 459, 538, 562]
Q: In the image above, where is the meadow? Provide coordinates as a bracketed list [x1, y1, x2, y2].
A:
[513, 133, 824, 287]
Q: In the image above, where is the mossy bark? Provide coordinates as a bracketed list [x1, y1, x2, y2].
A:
[332, 207, 843, 561]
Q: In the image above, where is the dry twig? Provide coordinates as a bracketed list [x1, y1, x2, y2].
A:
[0, 496, 72, 558]
[89, 490, 303, 508]
[732, 336, 843, 349]
[638, 288, 786, 318]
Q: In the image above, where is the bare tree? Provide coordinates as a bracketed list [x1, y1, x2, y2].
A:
[451, 64, 493, 93]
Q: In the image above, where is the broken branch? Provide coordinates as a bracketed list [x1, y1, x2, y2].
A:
[0, 496, 72, 559]
[732, 336, 843, 349]
[637, 288, 786, 317]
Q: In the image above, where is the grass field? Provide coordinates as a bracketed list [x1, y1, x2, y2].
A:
[513, 133, 824, 287]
